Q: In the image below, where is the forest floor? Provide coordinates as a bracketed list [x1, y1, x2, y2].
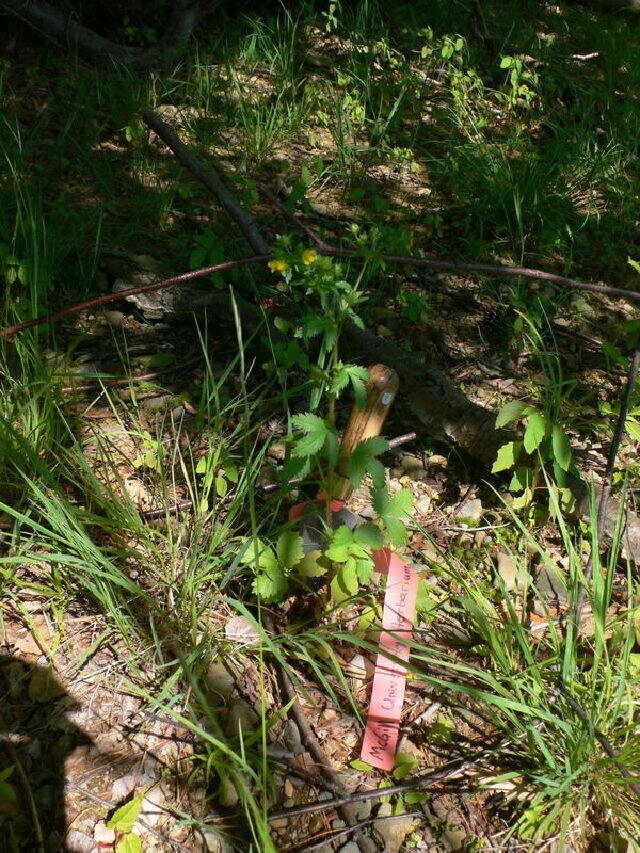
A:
[1, 2, 640, 852]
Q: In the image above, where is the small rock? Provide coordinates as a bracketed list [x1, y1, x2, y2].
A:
[442, 827, 466, 851]
[206, 662, 235, 700]
[345, 654, 373, 680]
[322, 708, 339, 722]
[428, 454, 448, 467]
[218, 776, 239, 808]
[225, 700, 259, 737]
[375, 801, 418, 852]
[415, 496, 432, 516]
[534, 564, 568, 605]
[283, 778, 294, 798]
[65, 829, 94, 853]
[453, 498, 483, 524]
[202, 829, 234, 852]
[400, 453, 424, 474]
[103, 310, 124, 326]
[284, 720, 303, 755]
[496, 552, 525, 591]
[138, 788, 165, 827]
[338, 842, 359, 853]
[139, 393, 175, 411]
[94, 821, 115, 844]
[112, 772, 136, 802]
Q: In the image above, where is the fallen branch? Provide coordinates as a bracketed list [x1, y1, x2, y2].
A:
[0, 0, 204, 71]
[143, 110, 270, 255]
[267, 754, 482, 821]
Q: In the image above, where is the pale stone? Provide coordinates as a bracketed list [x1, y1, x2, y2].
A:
[454, 498, 483, 523]
[374, 802, 418, 852]
[94, 821, 115, 843]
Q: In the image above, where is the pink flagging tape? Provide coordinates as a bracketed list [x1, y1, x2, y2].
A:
[288, 499, 345, 521]
[360, 550, 418, 771]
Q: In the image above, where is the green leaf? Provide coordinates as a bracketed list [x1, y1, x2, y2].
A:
[116, 835, 142, 853]
[393, 752, 419, 780]
[347, 436, 389, 487]
[384, 516, 408, 547]
[499, 55, 513, 68]
[291, 412, 328, 457]
[495, 400, 527, 428]
[353, 523, 384, 549]
[387, 488, 413, 518]
[276, 531, 304, 569]
[523, 412, 547, 454]
[551, 425, 572, 472]
[627, 257, 640, 274]
[253, 565, 288, 602]
[107, 795, 143, 833]
[298, 550, 329, 577]
[215, 476, 228, 497]
[491, 440, 522, 473]
[338, 559, 359, 595]
[508, 466, 532, 493]
[415, 578, 437, 619]
[350, 759, 374, 771]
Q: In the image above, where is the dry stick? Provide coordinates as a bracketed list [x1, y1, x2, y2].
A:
[574, 347, 640, 625]
[268, 754, 483, 821]
[273, 658, 372, 852]
[0, 255, 270, 339]
[283, 811, 423, 853]
[142, 110, 270, 256]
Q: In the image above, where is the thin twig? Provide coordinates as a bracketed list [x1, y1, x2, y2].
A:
[0, 255, 270, 339]
[257, 185, 332, 251]
[268, 754, 483, 821]
[283, 811, 422, 853]
[143, 110, 270, 255]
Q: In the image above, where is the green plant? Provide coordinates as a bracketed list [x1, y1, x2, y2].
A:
[107, 794, 144, 853]
[498, 56, 539, 110]
[255, 240, 412, 606]
[492, 316, 575, 511]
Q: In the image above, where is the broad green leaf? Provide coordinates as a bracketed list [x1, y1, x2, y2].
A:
[353, 523, 384, 549]
[495, 400, 527, 428]
[116, 835, 142, 853]
[253, 566, 288, 602]
[393, 752, 419, 780]
[276, 531, 304, 569]
[107, 795, 143, 833]
[415, 578, 437, 619]
[338, 559, 359, 595]
[499, 55, 513, 68]
[355, 556, 373, 584]
[215, 476, 228, 497]
[350, 759, 374, 771]
[523, 412, 547, 454]
[628, 257, 640, 274]
[551, 425, 572, 472]
[508, 466, 532, 493]
[298, 550, 329, 577]
[491, 440, 522, 473]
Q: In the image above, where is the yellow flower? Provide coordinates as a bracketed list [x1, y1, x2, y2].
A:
[268, 259, 288, 273]
[301, 249, 318, 266]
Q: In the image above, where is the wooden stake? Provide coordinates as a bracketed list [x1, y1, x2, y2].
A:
[335, 364, 399, 500]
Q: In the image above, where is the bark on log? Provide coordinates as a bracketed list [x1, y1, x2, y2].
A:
[0, 0, 204, 70]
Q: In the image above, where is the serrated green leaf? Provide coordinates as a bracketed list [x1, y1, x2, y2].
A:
[356, 557, 373, 584]
[353, 523, 384, 549]
[387, 488, 413, 518]
[495, 400, 527, 428]
[276, 531, 304, 569]
[253, 566, 288, 602]
[385, 516, 408, 547]
[523, 412, 547, 454]
[291, 412, 328, 457]
[107, 795, 144, 833]
[551, 425, 572, 471]
[298, 549, 329, 577]
[116, 835, 142, 853]
[491, 440, 523, 473]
